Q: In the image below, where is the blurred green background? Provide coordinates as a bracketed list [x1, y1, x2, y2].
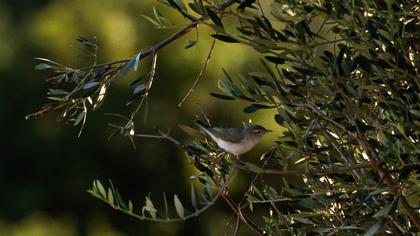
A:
[0, 0, 278, 235]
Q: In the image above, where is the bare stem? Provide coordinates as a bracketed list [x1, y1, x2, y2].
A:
[132, 129, 181, 146]
[178, 38, 216, 107]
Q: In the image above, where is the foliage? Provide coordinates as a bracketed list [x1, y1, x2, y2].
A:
[28, 0, 419, 235]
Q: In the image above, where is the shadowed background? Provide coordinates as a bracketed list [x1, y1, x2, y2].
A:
[0, 0, 277, 235]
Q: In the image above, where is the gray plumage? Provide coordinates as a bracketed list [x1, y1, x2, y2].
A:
[195, 120, 271, 156]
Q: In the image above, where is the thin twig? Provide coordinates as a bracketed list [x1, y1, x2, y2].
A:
[178, 38, 216, 107]
[233, 212, 241, 236]
[132, 129, 181, 146]
[221, 194, 266, 235]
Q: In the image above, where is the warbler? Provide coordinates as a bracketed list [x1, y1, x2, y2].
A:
[195, 120, 271, 156]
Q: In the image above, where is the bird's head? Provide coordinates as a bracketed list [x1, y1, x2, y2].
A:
[247, 125, 271, 139]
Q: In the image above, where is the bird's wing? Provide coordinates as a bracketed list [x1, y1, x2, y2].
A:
[211, 127, 243, 143]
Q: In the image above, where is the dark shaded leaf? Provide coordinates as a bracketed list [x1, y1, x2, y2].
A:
[211, 34, 239, 43]
[185, 40, 198, 49]
[265, 56, 286, 64]
[188, 0, 204, 15]
[130, 74, 148, 86]
[237, 0, 257, 10]
[206, 7, 223, 29]
[210, 92, 235, 100]
[274, 114, 284, 125]
[244, 104, 276, 113]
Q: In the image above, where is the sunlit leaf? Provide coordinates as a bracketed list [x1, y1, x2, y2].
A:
[35, 63, 53, 70]
[142, 196, 157, 220]
[95, 180, 106, 199]
[174, 194, 185, 219]
[107, 188, 114, 206]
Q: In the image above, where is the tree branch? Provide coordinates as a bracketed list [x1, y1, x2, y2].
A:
[233, 160, 374, 176]
[77, 0, 237, 72]
[132, 129, 181, 146]
[221, 194, 267, 235]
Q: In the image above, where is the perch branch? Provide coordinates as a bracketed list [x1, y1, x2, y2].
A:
[233, 160, 374, 175]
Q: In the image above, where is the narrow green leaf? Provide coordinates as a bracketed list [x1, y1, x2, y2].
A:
[265, 56, 286, 64]
[95, 180, 107, 199]
[74, 111, 85, 126]
[373, 206, 391, 218]
[174, 194, 185, 219]
[82, 81, 100, 90]
[191, 183, 197, 209]
[185, 40, 198, 49]
[338, 225, 363, 231]
[47, 96, 65, 101]
[218, 79, 243, 97]
[35, 63, 53, 70]
[244, 162, 263, 173]
[363, 223, 381, 236]
[48, 89, 69, 96]
[293, 217, 314, 224]
[188, 0, 205, 15]
[141, 14, 162, 28]
[244, 104, 276, 113]
[172, 0, 186, 11]
[167, 0, 186, 11]
[210, 92, 235, 100]
[115, 189, 128, 210]
[237, 0, 257, 10]
[130, 74, 148, 86]
[128, 200, 133, 213]
[212, 34, 239, 43]
[206, 7, 223, 28]
[409, 109, 420, 117]
[107, 188, 114, 206]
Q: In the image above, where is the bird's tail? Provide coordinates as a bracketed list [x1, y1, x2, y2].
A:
[195, 119, 211, 129]
[195, 119, 215, 138]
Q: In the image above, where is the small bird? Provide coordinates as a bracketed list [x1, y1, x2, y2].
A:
[195, 120, 271, 156]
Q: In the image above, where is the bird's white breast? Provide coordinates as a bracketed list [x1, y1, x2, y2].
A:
[216, 138, 259, 156]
